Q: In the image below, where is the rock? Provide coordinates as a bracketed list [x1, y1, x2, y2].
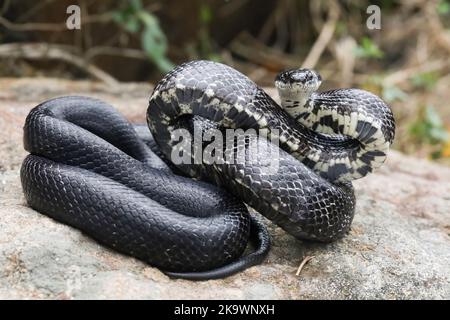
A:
[0, 78, 449, 299]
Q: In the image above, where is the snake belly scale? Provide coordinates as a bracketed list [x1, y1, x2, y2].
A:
[21, 60, 395, 280]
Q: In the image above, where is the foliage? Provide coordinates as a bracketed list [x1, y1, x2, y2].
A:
[410, 72, 439, 91]
[196, 2, 221, 61]
[437, 0, 450, 15]
[354, 37, 384, 59]
[362, 75, 408, 103]
[409, 106, 450, 159]
[112, 0, 174, 72]
[382, 86, 408, 103]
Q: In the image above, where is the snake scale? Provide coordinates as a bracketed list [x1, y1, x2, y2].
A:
[21, 60, 395, 280]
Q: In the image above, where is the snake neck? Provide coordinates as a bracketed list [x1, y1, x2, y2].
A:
[275, 81, 395, 183]
[277, 83, 318, 122]
[277, 89, 394, 182]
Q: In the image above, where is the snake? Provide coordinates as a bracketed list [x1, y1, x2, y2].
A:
[20, 60, 395, 280]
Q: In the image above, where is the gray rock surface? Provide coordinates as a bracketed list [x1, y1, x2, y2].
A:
[0, 78, 449, 299]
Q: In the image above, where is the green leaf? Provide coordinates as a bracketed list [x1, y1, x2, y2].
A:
[141, 28, 164, 58]
[111, 9, 140, 33]
[425, 105, 443, 128]
[124, 18, 140, 33]
[429, 127, 449, 142]
[382, 86, 408, 103]
[139, 13, 167, 54]
[354, 37, 384, 59]
[409, 105, 449, 145]
[437, 0, 450, 14]
[410, 72, 438, 90]
[154, 57, 176, 73]
[138, 11, 158, 27]
[200, 4, 212, 24]
[111, 11, 125, 23]
[140, 21, 174, 72]
[112, 3, 174, 73]
[129, 0, 143, 11]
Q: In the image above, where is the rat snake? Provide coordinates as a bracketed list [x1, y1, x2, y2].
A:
[21, 60, 395, 280]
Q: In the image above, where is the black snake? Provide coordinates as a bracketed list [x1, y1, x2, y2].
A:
[21, 60, 395, 280]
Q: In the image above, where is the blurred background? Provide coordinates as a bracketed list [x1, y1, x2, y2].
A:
[0, 0, 449, 165]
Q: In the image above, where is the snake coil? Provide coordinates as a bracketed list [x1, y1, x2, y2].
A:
[21, 60, 395, 280]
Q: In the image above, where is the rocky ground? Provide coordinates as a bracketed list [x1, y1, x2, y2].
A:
[0, 78, 449, 299]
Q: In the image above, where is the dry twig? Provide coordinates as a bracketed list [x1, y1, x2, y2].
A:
[302, 0, 340, 69]
[0, 13, 112, 32]
[295, 256, 314, 277]
[334, 36, 357, 87]
[383, 58, 450, 86]
[84, 46, 148, 61]
[0, 42, 119, 86]
[230, 32, 302, 69]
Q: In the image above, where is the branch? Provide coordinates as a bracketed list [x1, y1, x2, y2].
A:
[0, 42, 119, 86]
[383, 58, 450, 86]
[84, 46, 148, 61]
[229, 32, 302, 69]
[0, 13, 113, 32]
[295, 256, 314, 277]
[301, 0, 340, 69]
[334, 36, 356, 87]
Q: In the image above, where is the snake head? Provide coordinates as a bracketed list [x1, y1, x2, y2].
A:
[275, 68, 322, 93]
[275, 68, 322, 112]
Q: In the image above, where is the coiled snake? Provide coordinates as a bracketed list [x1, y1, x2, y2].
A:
[21, 60, 395, 280]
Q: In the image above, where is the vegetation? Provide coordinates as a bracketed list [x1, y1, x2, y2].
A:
[112, 0, 174, 72]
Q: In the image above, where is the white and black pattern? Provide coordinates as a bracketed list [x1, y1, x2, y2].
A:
[148, 60, 394, 242]
[150, 61, 395, 184]
[20, 60, 395, 281]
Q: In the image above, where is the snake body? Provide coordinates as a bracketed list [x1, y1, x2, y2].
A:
[21, 60, 395, 280]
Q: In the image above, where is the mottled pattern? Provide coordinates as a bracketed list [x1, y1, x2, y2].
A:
[149, 61, 395, 183]
[148, 60, 394, 241]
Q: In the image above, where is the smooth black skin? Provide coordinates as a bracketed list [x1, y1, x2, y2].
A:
[165, 216, 270, 280]
[21, 96, 270, 280]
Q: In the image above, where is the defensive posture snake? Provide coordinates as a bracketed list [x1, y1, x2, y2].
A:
[21, 60, 395, 280]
